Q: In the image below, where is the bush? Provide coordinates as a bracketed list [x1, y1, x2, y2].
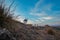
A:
[0, 0, 14, 28]
[47, 29, 55, 35]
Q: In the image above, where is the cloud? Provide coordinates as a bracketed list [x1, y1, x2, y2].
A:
[31, 0, 52, 13]
[27, 20, 34, 24]
[29, 0, 54, 24]
[14, 0, 60, 25]
[35, 19, 42, 23]
[30, 0, 43, 13]
[14, 15, 34, 24]
[31, 0, 60, 25]
[39, 18, 45, 22]
[42, 16, 53, 20]
[30, 11, 47, 17]
[30, 0, 52, 17]
[14, 16, 25, 23]
[36, 16, 53, 23]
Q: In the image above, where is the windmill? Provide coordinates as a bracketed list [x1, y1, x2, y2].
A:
[23, 18, 28, 24]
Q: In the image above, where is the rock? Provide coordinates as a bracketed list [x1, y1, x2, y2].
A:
[0, 28, 16, 40]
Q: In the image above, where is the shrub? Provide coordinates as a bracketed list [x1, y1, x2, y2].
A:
[0, 0, 14, 28]
[47, 29, 55, 35]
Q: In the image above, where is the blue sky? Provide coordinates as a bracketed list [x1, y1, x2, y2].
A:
[4, 0, 60, 25]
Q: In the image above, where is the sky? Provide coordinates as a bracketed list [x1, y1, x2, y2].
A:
[2, 0, 60, 25]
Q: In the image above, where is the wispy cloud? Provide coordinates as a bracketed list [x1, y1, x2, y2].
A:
[29, 0, 53, 24]
[27, 20, 34, 24]
[14, 12, 35, 24]
[30, 0, 44, 13]
[14, 16, 25, 23]
[42, 16, 53, 20]
[30, 11, 47, 17]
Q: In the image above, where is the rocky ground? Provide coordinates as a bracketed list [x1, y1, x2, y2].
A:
[14, 23, 60, 40]
[0, 21, 60, 40]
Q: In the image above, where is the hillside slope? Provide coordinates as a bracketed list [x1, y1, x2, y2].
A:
[14, 22, 60, 40]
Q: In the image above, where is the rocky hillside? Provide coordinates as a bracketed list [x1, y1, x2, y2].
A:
[15, 22, 60, 40]
[0, 20, 60, 40]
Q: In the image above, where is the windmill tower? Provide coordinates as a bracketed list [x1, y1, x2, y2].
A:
[23, 19, 27, 24]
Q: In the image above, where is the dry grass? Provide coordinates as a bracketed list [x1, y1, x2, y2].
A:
[0, 0, 16, 31]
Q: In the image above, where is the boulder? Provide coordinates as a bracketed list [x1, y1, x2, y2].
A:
[0, 28, 16, 40]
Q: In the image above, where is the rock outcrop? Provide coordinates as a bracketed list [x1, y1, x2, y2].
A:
[0, 28, 16, 40]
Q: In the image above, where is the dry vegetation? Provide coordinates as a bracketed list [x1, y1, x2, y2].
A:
[16, 24, 60, 40]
